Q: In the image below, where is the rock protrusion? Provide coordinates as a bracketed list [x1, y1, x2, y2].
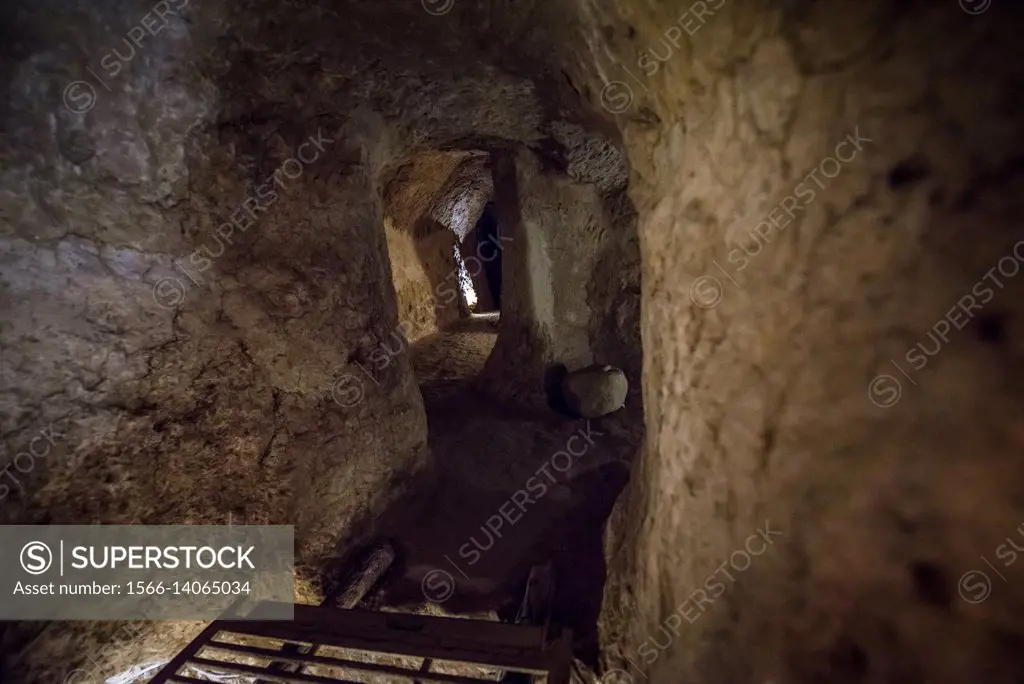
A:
[561, 364, 627, 418]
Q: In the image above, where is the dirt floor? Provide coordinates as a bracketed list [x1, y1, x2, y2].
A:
[357, 315, 640, 666]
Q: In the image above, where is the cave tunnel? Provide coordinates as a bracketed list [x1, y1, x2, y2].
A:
[1, 1, 1024, 683]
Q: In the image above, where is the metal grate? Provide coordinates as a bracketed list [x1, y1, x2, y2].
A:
[147, 602, 573, 684]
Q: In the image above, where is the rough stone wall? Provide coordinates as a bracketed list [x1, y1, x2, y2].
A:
[0, 20, 428, 554]
[2, 88, 429, 684]
[481, 148, 639, 409]
[588, 188, 642, 386]
[431, 156, 495, 243]
[439, 158, 498, 313]
[0, 0, 637, 678]
[536, 164, 613, 371]
[0, 1, 436, 678]
[538, 0, 1024, 682]
[172, 108, 431, 562]
[384, 222, 444, 340]
[479, 149, 556, 407]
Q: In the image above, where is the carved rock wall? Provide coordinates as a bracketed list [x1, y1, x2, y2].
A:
[539, 1, 1024, 681]
[481, 148, 640, 410]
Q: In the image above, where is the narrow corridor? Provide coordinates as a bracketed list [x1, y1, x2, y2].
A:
[360, 317, 637, 665]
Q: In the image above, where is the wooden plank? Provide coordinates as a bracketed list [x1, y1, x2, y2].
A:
[239, 602, 546, 650]
[187, 655, 370, 684]
[152, 597, 559, 684]
[258, 642, 312, 683]
[214, 618, 549, 672]
[146, 621, 223, 684]
[204, 639, 494, 684]
[414, 655, 434, 684]
[545, 630, 574, 684]
[257, 542, 398, 684]
[329, 541, 396, 609]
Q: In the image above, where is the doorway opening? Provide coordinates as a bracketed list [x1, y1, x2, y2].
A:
[469, 201, 503, 314]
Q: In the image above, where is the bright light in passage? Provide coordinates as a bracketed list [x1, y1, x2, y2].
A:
[453, 243, 478, 308]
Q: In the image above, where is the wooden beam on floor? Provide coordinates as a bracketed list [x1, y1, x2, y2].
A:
[146, 621, 223, 684]
[221, 602, 549, 670]
[257, 542, 396, 684]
